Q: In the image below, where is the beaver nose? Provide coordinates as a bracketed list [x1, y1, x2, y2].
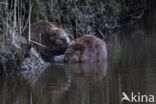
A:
[64, 37, 70, 45]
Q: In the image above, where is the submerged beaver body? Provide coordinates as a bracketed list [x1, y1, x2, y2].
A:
[28, 21, 70, 61]
[64, 35, 107, 63]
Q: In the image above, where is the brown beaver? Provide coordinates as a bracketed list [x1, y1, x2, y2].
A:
[27, 21, 70, 61]
[64, 35, 107, 63]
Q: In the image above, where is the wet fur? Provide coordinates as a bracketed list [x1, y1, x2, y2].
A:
[65, 35, 107, 63]
[27, 21, 70, 61]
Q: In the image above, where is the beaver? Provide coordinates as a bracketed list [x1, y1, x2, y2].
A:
[27, 21, 70, 61]
[64, 35, 107, 63]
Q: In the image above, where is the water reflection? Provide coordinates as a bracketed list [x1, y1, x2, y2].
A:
[31, 65, 70, 104]
[0, 62, 106, 104]
[0, 76, 31, 104]
[66, 62, 107, 82]
[64, 62, 108, 104]
[30, 62, 107, 104]
[107, 18, 156, 104]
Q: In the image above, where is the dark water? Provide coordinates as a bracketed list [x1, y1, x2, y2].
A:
[0, 15, 156, 104]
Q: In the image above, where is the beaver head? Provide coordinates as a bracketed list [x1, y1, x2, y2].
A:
[29, 21, 70, 61]
[64, 43, 86, 63]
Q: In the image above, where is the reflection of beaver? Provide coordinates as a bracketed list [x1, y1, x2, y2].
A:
[64, 63, 107, 103]
[34, 65, 70, 96]
[64, 35, 107, 63]
[66, 62, 107, 82]
[27, 21, 70, 61]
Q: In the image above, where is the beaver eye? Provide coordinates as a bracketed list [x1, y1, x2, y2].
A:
[46, 28, 51, 32]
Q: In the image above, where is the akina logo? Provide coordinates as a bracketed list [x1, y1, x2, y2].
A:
[121, 92, 154, 103]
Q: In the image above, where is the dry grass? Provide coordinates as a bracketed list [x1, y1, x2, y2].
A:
[0, 0, 32, 74]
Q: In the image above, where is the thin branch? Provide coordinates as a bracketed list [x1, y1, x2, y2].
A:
[30, 40, 47, 48]
[12, 0, 17, 43]
[97, 29, 105, 40]
[21, 3, 33, 34]
[28, 0, 32, 43]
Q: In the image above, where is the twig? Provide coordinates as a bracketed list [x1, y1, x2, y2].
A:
[97, 29, 105, 39]
[12, 0, 17, 44]
[30, 40, 47, 48]
[28, 0, 32, 43]
[21, 4, 33, 34]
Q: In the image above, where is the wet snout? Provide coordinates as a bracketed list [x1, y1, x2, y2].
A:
[64, 37, 70, 46]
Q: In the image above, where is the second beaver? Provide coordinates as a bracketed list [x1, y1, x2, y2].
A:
[64, 35, 107, 63]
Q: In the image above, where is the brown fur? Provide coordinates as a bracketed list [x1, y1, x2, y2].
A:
[64, 35, 107, 63]
[28, 21, 70, 61]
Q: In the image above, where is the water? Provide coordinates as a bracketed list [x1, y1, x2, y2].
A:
[0, 15, 156, 104]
